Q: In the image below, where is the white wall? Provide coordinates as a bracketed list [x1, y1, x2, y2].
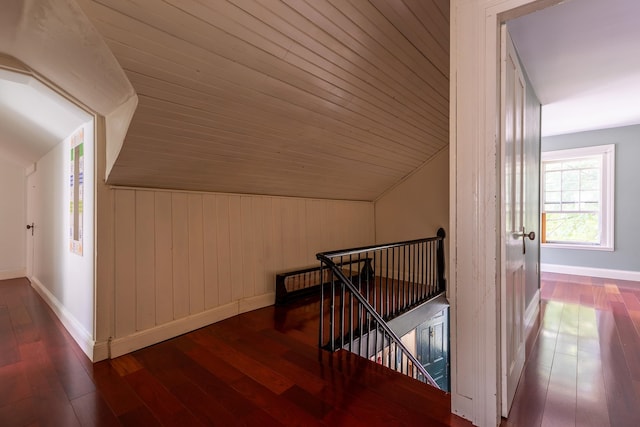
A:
[0, 156, 26, 279]
[375, 148, 449, 243]
[29, 120, 95, 359]
[105, 188, 374, 358]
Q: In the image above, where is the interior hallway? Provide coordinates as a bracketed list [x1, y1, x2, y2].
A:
[503, 272, 640, 426]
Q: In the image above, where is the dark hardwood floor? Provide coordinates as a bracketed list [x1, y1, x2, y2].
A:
[0, 277, 471, 426]
[4, 273, 636, 426]
[502, 272, 640, 427]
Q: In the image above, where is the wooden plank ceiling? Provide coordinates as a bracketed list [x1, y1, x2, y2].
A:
[81, 0, 449, 201]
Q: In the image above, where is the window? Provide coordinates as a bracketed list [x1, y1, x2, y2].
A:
[541, 144, 614, 250]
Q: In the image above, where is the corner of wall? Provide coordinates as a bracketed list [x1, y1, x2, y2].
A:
[105, 94, 138, 180]
[30, 276, 96, 361]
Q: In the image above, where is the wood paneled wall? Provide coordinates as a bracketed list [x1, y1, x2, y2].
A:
[110, 187, 373, 356]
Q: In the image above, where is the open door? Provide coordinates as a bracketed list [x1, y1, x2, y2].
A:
[501, 26, 539, 417]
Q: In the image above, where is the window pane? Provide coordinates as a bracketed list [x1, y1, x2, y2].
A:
[545, 191, 561, 203]
[581, 169, 600, 190]
[545, 162, 562, 171]
[562, 191, 579, 203]
[562, 203, 579, 211]
[563, 158, 599, 169]
[545, 212, 599, 244]
[581, 190, 599, 203]
[562, 170, 580, 191]
[545, 171, 561, 191]
[580, 202, 599, 211]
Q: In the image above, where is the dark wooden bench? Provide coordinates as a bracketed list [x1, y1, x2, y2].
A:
[275, 258, 373, 305]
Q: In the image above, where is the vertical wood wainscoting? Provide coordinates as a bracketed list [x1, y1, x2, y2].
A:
[111, 188, 374, 357]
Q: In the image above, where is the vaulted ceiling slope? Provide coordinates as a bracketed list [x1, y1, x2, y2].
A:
[79, 0, 449, 201]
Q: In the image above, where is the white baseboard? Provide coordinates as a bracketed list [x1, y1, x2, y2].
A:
[92, 340, 110, 362]
[541, 264, 640, 282]
[525, 289, 540, 330]
[109, 292, 275, 359]
[239, 292, 275, 314]
[29, 276, 98, 361]
[0, 268, 26, 280]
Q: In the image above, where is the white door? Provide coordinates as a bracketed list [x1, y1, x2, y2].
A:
[26, 171, 37, 278]
[501, 27, 532, 417]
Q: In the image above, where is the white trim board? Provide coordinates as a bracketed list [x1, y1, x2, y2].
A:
[29, 276, 98, 361]
[541, 264, 640, 282]
[0, 268, 26, 281]
[525, 290, 540, 330]
[109, 292, 275, 359]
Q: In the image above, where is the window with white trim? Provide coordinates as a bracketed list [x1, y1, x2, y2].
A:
[541, 144, 615, 250]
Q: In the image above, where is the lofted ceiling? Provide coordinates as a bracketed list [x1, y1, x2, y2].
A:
[508, 0, 640, 137]
[77, 0, 450, 201]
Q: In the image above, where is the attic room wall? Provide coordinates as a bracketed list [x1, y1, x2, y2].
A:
[0, 156, 26, 279]
[375, 147, 449, 243]
[541, 124, 640, 277]
[109, 188, 374, 358]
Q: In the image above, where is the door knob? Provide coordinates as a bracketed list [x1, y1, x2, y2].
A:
[514, 230, 535, 240]
[26, 223, 34, 236]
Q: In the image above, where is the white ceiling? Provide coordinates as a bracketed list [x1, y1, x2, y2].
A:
[75, 0, 449, 201]
[0, 69, 92, 167]
[508, 0, 640, 137]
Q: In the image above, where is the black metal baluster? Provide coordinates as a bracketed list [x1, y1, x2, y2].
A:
[330, 269, 335, 350]
[320, 263, 324, 348]
[402, 245, 406, 310]
[340, 255, 346, 349]
[385, 248, 390, 318]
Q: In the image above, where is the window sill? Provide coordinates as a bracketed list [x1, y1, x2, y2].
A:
[541, 243, 613, 251]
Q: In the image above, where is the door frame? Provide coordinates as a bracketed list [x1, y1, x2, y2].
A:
[449, 0, 560, 425]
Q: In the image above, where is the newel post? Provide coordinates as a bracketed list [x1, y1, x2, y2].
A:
[436, 228, 446, 292]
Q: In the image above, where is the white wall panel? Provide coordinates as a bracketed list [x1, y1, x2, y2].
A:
[228, 195, 243, 302]
[154, 191, 173, 324]
[240, 196, 256, 299]
[114, 189, 135, 337]
[111, 187, 374, 354]
[188, 194, 205, 314]
[202, 194, 219, 309]
[135, 190, 155, 331]
[215, 194, 232, 306]
[171, 193, 189, 319]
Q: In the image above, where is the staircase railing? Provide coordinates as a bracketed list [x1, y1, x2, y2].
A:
[317, 228, 446, 388]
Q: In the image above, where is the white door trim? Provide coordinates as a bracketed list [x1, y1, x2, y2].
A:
[450, 1, 561, 425]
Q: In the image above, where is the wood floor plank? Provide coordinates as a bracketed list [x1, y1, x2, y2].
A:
[0, 306, 20, 367]
[598, 309, 640, 426]
[70, 391, 122, 427]
[123, 368, 203, 426]
[188, 329, 295, 394]
[0, 361, 31, 408]
[610, 301, 640, 381]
